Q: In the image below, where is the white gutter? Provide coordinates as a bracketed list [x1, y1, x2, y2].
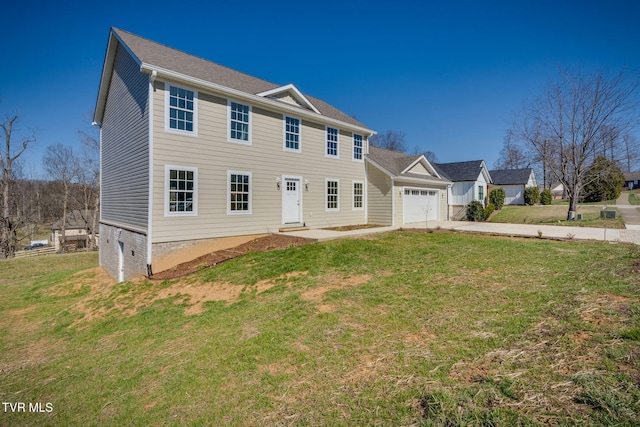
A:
[139, 64, 375, 136]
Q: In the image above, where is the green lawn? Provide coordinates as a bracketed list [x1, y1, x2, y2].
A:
[1, 233, 639, 426]
[490, 204, 626, 228]
[629, 190, 640, 206]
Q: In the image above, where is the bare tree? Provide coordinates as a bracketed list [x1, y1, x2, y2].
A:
[1, 114, 35, 258]
[621, 134, 640, 172]
[43, 144, 79, 253]
[494, 134, 529, 170]
[370, 129, 407, 153]
[508, 68, 640, 219]
[77, 130, 100, 250]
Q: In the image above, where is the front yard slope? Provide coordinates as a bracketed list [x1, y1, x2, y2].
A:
[1, 233, 638, 426]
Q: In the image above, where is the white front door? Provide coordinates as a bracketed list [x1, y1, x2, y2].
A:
[283, 178, 301, 224]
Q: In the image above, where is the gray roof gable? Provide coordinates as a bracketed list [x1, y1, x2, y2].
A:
[367, 146, 450, 184]
[489, 168, 534, 185]
[434, 160, 487, 182]
[96, 28, 368, 130]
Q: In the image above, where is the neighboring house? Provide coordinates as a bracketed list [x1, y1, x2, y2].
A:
[624, 172, 640, 190]
[434, 160, 491, 219]
[366, 146, 451, 225]
[50, 209, 99, 252]
[94, 28, 376, 281]
[489, 168, 537, 205]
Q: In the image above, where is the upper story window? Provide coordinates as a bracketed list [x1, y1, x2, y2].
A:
[353, 134, 363, 161]
[326, 127, 339, 158]
[165, 165, 197, 216]
[166, 85, 197, 134]
[284, 116, 301, 152]
[228, 101, 251, 144]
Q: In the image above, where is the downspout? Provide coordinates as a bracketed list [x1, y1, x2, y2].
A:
[146, 70, 156, 277]
[391, 177, 396, 227]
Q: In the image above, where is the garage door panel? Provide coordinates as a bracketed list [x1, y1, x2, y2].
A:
[403, 188, 439, 223]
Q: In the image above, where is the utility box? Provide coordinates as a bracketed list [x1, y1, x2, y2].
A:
[576, 213, 583, 220]
[600, 210, 616, 219]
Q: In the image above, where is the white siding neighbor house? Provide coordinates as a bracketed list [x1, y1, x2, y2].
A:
[489, 168, 537, 205]
[94, 28, 377, 281]
[434, 160, 491, 219]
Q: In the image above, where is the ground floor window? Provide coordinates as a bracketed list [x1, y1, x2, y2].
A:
[228, 171, 252, 214]
[166, 165, 197, 215]
[353, 181, 364, 209]
[326, 179, 339, 211]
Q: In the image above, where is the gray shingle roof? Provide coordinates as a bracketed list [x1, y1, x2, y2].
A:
[433, 160, 486, 182]
[111, 28, 368, 129]
[489, 168, 533, 185]
[51, 210, 97, 231]
[367, 146, 450, 184]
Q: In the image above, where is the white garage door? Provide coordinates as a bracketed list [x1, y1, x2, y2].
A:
[503, 186, 524, 205]
[403, 188, 439, 223]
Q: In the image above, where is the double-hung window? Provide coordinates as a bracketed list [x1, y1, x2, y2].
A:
[353, 134, 363, 161]
[228, 171, 252, 214]
[228, 101, 251, 143]
[326, 179, 339, 211]
[284, 116, 301, 152]
[353, 181, 364, 210]
[167, 85, 197, 134]
[326, 127, 339, 158]
[165, 165, 197, 216]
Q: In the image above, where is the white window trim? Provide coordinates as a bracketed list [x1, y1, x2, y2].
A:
[164, 83, 198, 136]
[164, 165, 198, 217]
[227, 99, 252, 145]
[283, 115, 302, 153]
[352, 180, 364, 211]
[352, 133, 364, 162]
[325, 126, 340, 159]
[227, 170, 253, 215]
[325, 178, 340, 212]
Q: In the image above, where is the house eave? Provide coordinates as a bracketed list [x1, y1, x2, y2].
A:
[140, 64, 375, 136]
[256, 83, 322, 115]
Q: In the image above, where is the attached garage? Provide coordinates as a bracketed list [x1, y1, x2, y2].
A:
[403, 188, 439, 223]
[366, 147, 451, 226]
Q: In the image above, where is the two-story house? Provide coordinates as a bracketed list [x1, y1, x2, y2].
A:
[94, 28, 450, 282]
[94, 28, 376, 281]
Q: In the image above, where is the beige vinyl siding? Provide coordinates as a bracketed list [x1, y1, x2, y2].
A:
[151, 81, 367, 244]
[439, 189, 448, 220]
[366, 164, 394, 225]
[100, 44, 149, 230]
[407, 162, 431, 175]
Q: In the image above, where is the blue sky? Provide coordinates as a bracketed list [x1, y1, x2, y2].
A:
[2, 0, 639, 177]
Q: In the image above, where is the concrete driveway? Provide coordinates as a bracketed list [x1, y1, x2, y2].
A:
[280, 220, 640, 245]
[615, 191, 640, 230]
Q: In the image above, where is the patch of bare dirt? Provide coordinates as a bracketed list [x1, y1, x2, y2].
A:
[300, 274, 371, 302]
[151, 234, 312, 280]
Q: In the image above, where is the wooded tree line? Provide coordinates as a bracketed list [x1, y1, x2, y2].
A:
[1, 113, 99, 258]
